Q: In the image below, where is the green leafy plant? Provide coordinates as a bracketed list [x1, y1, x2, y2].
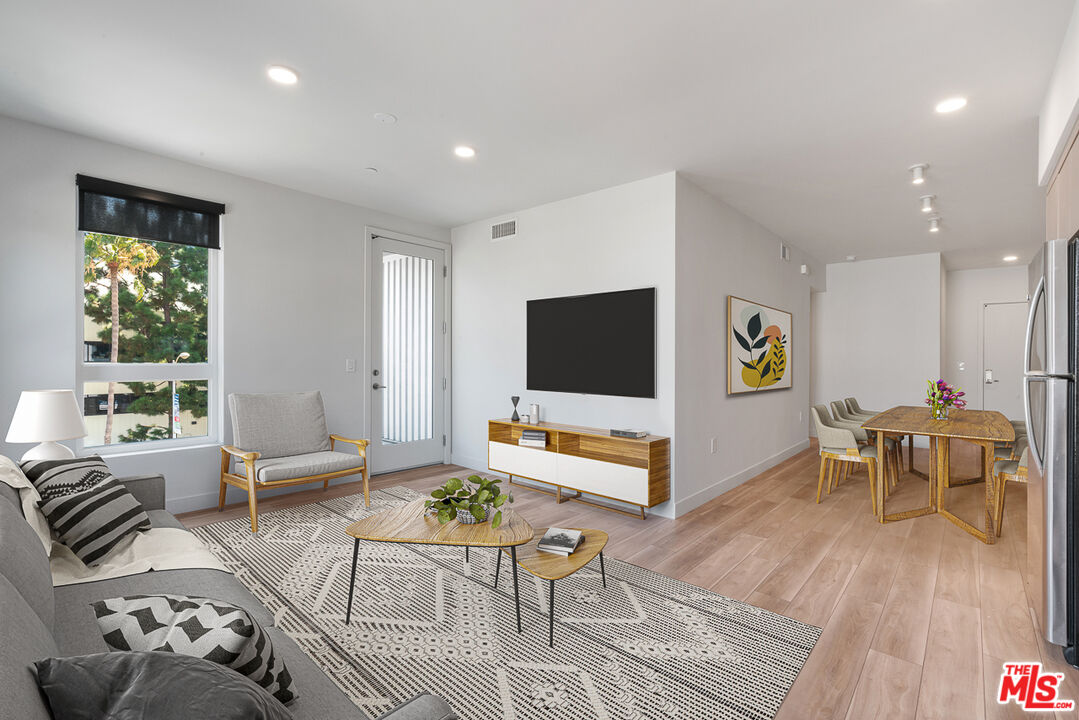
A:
[425, 475, 514, 528]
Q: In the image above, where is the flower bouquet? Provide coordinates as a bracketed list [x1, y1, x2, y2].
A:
[925, 378, 966, 419]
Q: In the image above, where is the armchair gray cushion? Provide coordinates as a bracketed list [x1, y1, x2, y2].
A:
[252, 451, 365, 483]
[229, 392, 332, 459]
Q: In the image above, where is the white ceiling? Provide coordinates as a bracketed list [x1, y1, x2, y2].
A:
[0, 1, 1072, 269]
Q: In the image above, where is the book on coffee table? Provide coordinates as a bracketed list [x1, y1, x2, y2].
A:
[537, 527, 585, 556]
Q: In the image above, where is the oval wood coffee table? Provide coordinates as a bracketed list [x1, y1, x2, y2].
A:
[344, 499, 534, 631]
[494, 527, 609, 647]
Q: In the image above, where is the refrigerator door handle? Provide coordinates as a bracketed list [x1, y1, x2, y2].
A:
[1025, 275, 1045, 376]
[1024, 375, 1044, 471]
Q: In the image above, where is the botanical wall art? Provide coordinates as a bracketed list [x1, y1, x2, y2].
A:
[728, 296, 792, 395]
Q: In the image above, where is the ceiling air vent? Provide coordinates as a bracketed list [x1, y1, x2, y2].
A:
[491, 219, 517, 241]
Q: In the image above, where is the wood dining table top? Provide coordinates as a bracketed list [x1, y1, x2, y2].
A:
[861, 405, 1014, 443]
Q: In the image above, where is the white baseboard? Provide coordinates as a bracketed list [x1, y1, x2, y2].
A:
[671, 439, 812, 516]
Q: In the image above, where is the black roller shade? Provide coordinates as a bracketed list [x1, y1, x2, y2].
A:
[77, 174, 225, 249]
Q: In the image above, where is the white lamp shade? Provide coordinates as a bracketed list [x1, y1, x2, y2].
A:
[6, 390, 87, 443]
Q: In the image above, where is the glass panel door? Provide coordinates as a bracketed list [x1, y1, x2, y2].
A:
[368, 235, 446, 473]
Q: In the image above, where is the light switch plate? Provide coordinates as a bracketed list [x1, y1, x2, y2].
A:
[345, 358, 356, 373]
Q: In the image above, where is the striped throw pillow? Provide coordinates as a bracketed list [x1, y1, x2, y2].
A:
[21, 455, 151, 566]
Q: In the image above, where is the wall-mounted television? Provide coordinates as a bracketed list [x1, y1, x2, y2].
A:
[527, 287, 656, 398]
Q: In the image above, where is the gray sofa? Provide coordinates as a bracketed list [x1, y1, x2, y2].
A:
[0, 473, 457, 720]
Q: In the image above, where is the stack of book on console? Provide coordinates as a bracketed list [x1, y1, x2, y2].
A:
[518, 429, 547, 448]
[537, 527, 586, 556]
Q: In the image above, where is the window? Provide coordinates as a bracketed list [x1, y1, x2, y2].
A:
[77, 176, 223, 450]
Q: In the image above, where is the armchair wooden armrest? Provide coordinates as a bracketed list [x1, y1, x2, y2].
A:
[330, 435, 370, 454]
[221, 445, 260, 462]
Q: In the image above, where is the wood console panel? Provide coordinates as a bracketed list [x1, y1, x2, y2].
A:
[487, 419, 670, 518]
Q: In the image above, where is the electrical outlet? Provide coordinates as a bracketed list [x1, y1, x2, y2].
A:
[710, 438, 718, 454]
[344, 358, 356, 373]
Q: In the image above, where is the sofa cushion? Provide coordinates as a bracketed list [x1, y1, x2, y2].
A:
[34, 652, 294, 720]
[53, 568, 275, 656]
[262, 628, 369, 720]
[93, 594, 296, 704]
[21, 456, 151, 566]
[0, 484, 55, 630]
[253, 451, 365, 484]
[0, 573, 56, 720]
[374, 694, 459, 720]
[229, 392, 331, 459]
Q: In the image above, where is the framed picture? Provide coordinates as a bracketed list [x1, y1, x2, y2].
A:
[727, 296, 792, 395]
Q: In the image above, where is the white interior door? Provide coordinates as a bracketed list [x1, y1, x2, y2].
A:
[983, 301, 1029, 420]
[368, 234, 446, 473]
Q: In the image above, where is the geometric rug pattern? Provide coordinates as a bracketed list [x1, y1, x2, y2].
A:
[193, 487, 820, 719]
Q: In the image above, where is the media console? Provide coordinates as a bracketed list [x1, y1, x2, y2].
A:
[487, 419, 670, 519]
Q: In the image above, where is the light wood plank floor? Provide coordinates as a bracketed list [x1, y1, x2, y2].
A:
[178, 443, 1078, 720]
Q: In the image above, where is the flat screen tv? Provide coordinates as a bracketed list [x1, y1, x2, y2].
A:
[527, 287, 656, 398]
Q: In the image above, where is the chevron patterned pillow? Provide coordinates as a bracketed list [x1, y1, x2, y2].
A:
[21, 455, 150, 566]
[92, 594, 297, 705]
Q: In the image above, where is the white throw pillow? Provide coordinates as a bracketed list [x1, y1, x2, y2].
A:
[0, 455, 53, 554]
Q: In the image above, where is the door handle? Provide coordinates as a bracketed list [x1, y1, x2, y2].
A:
[372, 383, 388, 390]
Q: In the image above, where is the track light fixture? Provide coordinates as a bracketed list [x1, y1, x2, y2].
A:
[909, 164, 928, 185]
[920, 195, 936, 213]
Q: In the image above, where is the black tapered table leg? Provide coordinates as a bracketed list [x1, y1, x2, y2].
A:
[494, 547, 502, 589]
[549, 579, 555, 647]
[465, 545, 470, 564]
[345, 538, 359, 624]
[599, 550, 606, 588]
[511, 545, 521, 632]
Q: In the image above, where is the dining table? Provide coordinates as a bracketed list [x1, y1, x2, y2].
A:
[861, 405, 1015, 544]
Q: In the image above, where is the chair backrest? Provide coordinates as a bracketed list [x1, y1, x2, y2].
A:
[831, 400, 853, 421]
[228, 392, 331, 459]
[846, 397, 870, 414]
[1015, 437, 1030, 468]
[810, 406, 857, 450]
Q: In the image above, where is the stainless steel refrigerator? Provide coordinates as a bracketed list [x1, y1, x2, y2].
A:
[1025, 235, 1076, 662]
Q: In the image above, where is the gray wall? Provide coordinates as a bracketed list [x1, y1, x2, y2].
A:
[0, 115, 448, 512]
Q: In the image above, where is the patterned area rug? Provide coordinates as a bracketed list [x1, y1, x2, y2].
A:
[193, 487, 820, 719]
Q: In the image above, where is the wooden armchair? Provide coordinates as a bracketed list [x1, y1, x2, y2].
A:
[219, 391, 369, 532]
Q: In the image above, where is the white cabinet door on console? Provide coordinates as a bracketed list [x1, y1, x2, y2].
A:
[555, 453, 649, 506]
[488, 441, 557, 482]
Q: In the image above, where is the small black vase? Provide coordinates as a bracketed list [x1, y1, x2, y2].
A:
[511, 395, 520, 422]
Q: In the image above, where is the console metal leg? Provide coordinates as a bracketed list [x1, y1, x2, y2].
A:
[494, 547, 502, 589]
[549, 579, 555, 647]
[511, 545, 521, 632]
[345, 538, 359, 624]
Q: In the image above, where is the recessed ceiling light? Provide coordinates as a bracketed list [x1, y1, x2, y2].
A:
[267, 65, 299, 85]
[935, 97, 967, 114]
[364, 167, 379, 174]
[928, 216, 941, 233]
[373, 112, 397, 125]
[920, 195, 936, 213]
[909, 164, 929, 185]
[846, 255, 857, 262]
[1003, 255, 1019, 262]
[454, 145, 476, 158]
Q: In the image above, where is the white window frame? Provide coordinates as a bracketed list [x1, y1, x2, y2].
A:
[75, 230, 223, 456]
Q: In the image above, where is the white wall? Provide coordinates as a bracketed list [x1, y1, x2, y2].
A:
[673, 176, 818, 514]
[810, 253, 943, 423]
[449, 174, 678, 511]
[0, 115, 448, 512]
[942, 266, 1029, 408]
[1040, 0, 1079, 184]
